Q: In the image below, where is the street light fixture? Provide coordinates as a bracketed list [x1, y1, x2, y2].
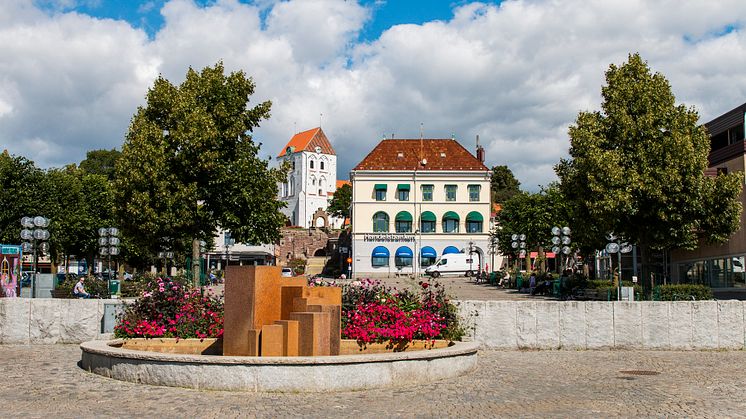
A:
[605, 233, 632, 301]
[551, 226, 572, 274]
[98, 227, 120, 287]
[20, 216, 50, 298]
[511, 233, 527, 272]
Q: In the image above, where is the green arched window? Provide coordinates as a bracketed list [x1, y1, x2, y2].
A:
[395, 211, 413, 233]
[373, 211, 389, 232]
[442, 211, 460, 233]
[466, 211, 483, 233]
[420, 211, 436, 233]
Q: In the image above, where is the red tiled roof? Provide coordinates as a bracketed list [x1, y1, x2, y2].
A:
[336, 180, 351, 189]
[353, 139, 488, 171]
[277, 127, 336, 157]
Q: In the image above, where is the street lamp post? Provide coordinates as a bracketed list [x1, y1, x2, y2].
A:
[511, 234, 526, 272]
[20, 216, 50, 298]
[605, 233, 633, 301]
[98, 227, 120, 294]
[468, 240, 474, 276]
[551, 226, 572, 274]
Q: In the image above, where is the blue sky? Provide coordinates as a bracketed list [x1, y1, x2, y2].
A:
[37, 0, 499, 42]
[5, 1, 746, 189]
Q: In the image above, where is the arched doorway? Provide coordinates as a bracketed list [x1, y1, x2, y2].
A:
[313, 248, 327, 257]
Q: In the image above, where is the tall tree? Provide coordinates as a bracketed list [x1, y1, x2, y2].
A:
[79, 149, 121, 180]
[556, 53, 742, 286]
[0, 151, 47, 243]
[327, 183, 351, 227]
[115, 62, 286, 284]
[490, 165, 521, 203]
[492, 185, 570, 272]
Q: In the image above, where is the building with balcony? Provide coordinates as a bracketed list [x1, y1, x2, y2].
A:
[350, 138, 497, 276]
[670, 102, 746, 293]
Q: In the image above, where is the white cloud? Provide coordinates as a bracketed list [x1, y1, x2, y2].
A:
[1, 0, 746, 191]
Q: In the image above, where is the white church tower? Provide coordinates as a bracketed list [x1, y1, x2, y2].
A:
[277, 127, 339, 228]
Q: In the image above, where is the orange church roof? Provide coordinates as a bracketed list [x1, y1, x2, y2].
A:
[336, 180, 351, 189]
[277, 127, 335, 157]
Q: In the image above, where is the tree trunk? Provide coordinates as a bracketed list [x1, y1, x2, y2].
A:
[537, 246, 546, 273]
[192, 238, 200, 288]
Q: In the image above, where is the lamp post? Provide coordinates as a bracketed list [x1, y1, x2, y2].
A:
[468, 240, 475, 275]
[551, 226, 572, 274]
[98, 227, 120, 294]
[511, 234, 526, 272]
[20, 216, 50, 298]
[605, 233, 633, 301]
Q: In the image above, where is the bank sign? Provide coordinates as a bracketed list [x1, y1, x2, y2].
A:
[363, 234, 416, 243]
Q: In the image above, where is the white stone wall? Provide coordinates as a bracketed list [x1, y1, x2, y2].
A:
[0, 298, 120, 344]
[457, 300, 746, 350]
[3, 299, 745, 350]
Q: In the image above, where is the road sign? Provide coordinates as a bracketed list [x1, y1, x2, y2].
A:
[632, 276, 638, 283]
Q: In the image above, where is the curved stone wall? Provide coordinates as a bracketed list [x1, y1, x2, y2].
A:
[80, 340, 479, 392]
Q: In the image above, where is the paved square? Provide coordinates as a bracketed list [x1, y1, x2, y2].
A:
[1, 344, 745, 417]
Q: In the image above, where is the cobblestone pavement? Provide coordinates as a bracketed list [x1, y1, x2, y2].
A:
[2, 344, 745, 418]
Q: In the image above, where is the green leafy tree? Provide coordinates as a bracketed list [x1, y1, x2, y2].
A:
[327, 183, 351, 227]
[79, 149, 121, 180]
[491, 185, 570, 272]
[115, 62, 286, 284]
[490, 165, 521, 203]
[0, 151, 47, 244]
[556, 53, 742, 285]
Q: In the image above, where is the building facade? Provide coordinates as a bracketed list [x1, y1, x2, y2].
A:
[277, 127, 342, 229]
[670, 102, 746, 291]
[350, 138, 496, 277]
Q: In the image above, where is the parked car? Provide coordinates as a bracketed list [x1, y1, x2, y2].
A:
[281, 267, 294, 277]
[424, 253, 481, 278]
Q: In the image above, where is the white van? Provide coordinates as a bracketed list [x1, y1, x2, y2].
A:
[424, 253, 480, 278]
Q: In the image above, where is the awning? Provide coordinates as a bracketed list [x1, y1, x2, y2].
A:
[466, 211, 483, 222]
[395, 211, 413, 222]
[443, 246, 460, 255]
[374, 184, 387, 190]
[420, 211, 436, 222]
[443, 211, 460, 220]
[397, 184, 411, 191]
[395, 246, 413, 257]
[372, 246, 390, 258]
[530, 252, 556, 258]
[420, 246, 437, 258]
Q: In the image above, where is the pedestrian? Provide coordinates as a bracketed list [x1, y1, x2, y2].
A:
[529, 272, 537, 295]
[209, 271, 217, 286]
[73, 277, 90, 299]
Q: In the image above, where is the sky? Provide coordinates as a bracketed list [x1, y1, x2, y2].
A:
[2, 0, 746, 190]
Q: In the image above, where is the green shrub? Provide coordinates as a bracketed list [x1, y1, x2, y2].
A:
[56, 276, 110, 298]
[657, 284, 713, 301]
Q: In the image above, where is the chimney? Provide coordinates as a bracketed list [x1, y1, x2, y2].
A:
[476, 135, 485, 163]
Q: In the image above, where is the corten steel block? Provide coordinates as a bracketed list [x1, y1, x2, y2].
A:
[274, 320, 299, 356]
[247, 329, 260, 356]
[289, 312, 331, 356]
[223, 265, 282, 356]
[261, 324, 284, 357]
[291, 297, 328, 313]
[281, 286, 306, 321]
[306, 286, 342, 306]
[306, 304, 341, 356]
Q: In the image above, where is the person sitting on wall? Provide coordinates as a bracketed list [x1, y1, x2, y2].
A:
[529, 272, 537, 295]
[73, 277, 90, 299]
